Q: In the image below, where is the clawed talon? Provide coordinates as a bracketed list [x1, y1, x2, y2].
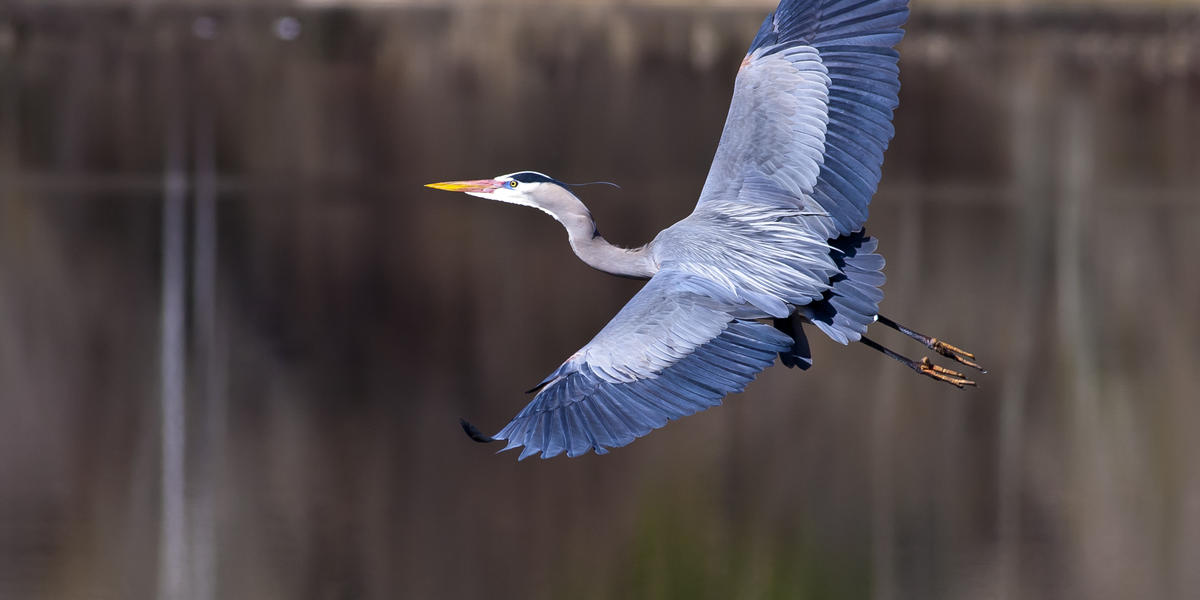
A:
[875, 315, 987, 377]
[929, 338, 985, 373]
[861, 335, 980, 390]
[918, 356, 976, 388]
[862, 318, 986, 389]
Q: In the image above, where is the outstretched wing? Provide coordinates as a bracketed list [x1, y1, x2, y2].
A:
[488, 270, 793, 459]
[697, 0, 908, 239]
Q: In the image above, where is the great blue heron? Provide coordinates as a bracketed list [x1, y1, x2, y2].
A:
[427, 0, 983, 459]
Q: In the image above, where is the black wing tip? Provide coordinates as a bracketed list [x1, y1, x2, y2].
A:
[460, 418, 497, 444]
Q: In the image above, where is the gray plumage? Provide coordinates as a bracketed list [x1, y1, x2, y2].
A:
[428, 0, 983, 460]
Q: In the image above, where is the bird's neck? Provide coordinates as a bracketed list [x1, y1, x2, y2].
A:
[546, 187, 657, 279]
[568, 224, 656, 279]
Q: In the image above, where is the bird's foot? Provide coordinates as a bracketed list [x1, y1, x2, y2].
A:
[918, 357, 976, 388]
[861, 336, 978, 390]
[928, 338, 986, 373]
[876, 315, 986, 374]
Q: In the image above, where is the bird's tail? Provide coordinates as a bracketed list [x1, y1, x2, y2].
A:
[806, 230, 886, 345]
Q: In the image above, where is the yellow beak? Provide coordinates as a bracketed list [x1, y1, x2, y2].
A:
[424, 179, 501, 193]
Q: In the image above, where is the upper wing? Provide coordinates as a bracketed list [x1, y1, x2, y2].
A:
[488, 270, 793, 459]
[697, 0, 908, 239]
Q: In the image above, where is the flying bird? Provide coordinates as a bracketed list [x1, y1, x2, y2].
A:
[427, 0, 983, 459]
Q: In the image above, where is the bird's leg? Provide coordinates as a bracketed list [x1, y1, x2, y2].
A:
[876, 315, 985, 372]
[860, 336, 977, 388]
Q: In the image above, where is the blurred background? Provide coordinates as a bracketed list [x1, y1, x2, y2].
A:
[2, 0, 1199, 599]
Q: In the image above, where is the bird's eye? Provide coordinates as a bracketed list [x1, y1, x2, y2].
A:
[508, 180, 518, 189]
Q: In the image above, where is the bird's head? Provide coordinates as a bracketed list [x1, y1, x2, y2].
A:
[425, 171, 566, 210]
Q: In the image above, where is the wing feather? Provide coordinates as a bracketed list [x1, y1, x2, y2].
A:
[489, 271, 792, 459]
[697, 0, 908, 240]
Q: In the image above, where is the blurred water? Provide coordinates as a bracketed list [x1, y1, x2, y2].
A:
[1, 5, 1199, 600]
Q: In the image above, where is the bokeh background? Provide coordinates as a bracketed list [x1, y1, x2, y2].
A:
[2, 1, 1199, 599]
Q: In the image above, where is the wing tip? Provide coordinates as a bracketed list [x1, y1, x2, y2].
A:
[460, 418, 497, 444]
